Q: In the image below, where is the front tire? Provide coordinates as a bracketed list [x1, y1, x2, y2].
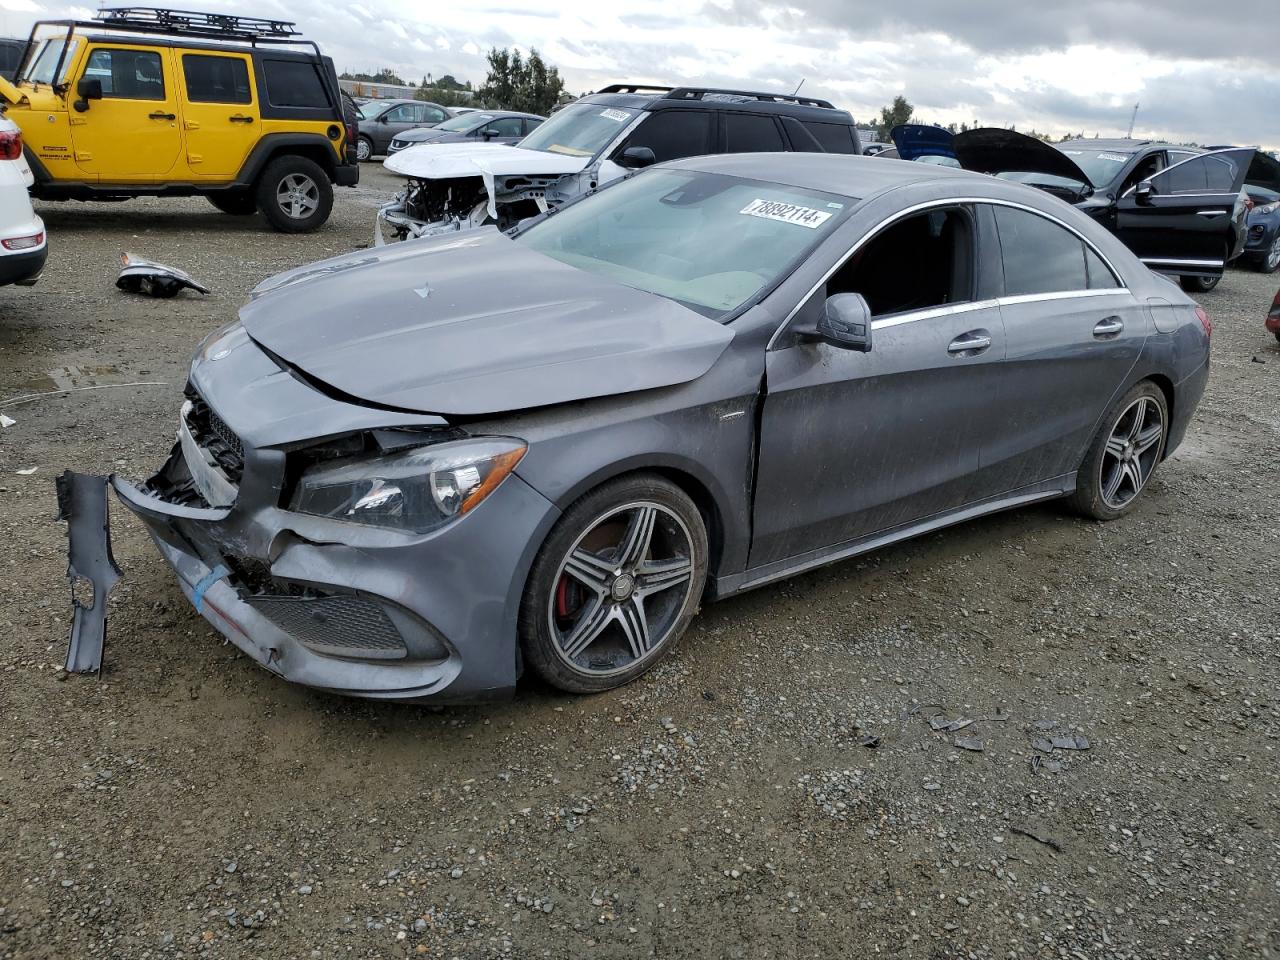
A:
[1069, 381, 1168, 521]
[519, 475, 708, 694]
[206, 191, 257, 216]
[1255, 235, 1280, 273]
[255, 155, 333, 233]
[356, 136, 374, 162]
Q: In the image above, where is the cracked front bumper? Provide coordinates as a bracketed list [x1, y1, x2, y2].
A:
[112, 461, 559, 702]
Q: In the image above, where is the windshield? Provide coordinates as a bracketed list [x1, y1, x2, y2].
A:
[436, 112, 494, 132]
[518, 101, 638, 157]
[519, 169, 848, 318]
[1056, 148, 1134, 187]
[23, 37, 79, 86]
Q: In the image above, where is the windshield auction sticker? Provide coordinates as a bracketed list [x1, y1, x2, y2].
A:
[599, 108, 630, 122]
[740, 198, 833, 228]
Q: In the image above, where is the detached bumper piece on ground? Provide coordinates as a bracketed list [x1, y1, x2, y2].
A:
[57, 471, 121, 675]
[116, 252, 210, 298]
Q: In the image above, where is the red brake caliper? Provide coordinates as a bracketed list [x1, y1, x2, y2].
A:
[555, 575, 571, 618]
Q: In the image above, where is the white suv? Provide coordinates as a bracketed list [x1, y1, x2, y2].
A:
[0, 113, 46, 287]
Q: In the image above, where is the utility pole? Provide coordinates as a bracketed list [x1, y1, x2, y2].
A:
[1126, 102, 1139, 138]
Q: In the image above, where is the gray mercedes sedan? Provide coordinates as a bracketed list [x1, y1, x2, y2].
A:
[114, 154, 1211, 701]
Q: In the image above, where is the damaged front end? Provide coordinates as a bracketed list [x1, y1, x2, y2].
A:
[375, 171, 575, 245]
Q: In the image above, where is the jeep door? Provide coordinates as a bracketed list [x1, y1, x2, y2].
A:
[177, 52, 258, 179]
[1115, 148, 1255, 278]
[70, 44, 182, 181]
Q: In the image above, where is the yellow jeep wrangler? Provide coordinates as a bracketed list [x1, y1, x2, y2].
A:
[1, 7, 358, 232]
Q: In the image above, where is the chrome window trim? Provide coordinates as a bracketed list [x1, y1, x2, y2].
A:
[768, 195, 1127, 350]
[997, 288, 1131, 307]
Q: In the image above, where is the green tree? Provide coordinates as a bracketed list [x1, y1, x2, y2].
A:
[340, 67, 406, 85]
[476, 47, 566, 115]
[876, 95, 914, 139]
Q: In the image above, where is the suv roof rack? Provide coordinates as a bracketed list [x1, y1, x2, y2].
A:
[93, 7, 300, 40]
[595, 83, 674, 95]
[666, 86, 835, 109]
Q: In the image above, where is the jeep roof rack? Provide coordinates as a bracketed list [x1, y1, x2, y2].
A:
[666, 86, 835, 109]
[595, 83, 674, 95]
[93, 7, 300, 40]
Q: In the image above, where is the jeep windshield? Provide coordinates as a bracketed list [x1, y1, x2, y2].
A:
[517, 102, 638, 158]
[519, 169, 848, 319]
[21, 37, 80, 86]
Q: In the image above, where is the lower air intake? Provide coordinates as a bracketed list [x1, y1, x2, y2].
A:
[247, 594, 408, 660]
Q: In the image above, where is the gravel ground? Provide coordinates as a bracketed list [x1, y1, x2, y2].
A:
[1, 165, 1278, 960]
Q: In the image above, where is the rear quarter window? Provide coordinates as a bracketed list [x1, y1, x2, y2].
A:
[994, 206, 1091, 295]
[802, 121, 858, 154]
[261, 59, 328, 108]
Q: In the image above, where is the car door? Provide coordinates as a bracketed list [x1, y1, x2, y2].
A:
[1115, 148, 1255, 276]
[177, 52, 257, 179]
[478, 116, 525, 144]
[375, 103, 416, 150]
[750, 203, 1008, 568]
[71, 44, 182, 181]
[980, 202, 1148, 493]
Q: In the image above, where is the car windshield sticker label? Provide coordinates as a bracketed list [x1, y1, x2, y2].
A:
[1097, 152, 1129, 163]
[600, 108, 630, 122]
[740, 198, 833, 229]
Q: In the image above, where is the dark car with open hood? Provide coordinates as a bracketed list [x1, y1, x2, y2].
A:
[80, 153, 1210, 703]
[887, 125, 1255, 293]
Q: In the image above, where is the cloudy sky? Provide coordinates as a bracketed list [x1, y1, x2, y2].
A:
[2, 0, 1276, 150]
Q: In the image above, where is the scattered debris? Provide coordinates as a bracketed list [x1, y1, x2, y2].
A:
[57, 472, 121, 676]
[859, 734, 881, 749]
[16, 466, 37, 475]
[1251, 355, 1267, 364]
[0, 381, 168, 409]
[1051, 734, 1090, 750]
[1010, 826, 1063, 853]
[116, 252, 210, 298]
[0, 413, 14, 428]
[954, 736, 984, 752]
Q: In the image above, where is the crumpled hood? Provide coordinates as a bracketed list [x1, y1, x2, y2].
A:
[383, 141, 589, 180]
[953, 128, 1093, 185]
[242, 229, 733, 417]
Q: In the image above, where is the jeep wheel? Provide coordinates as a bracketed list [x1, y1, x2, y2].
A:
[356, 135, 374, 162]
[255, 156, 333, 233]
[206, 191, 257, 216]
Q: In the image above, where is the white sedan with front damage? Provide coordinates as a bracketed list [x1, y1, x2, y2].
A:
[0, 113, 46, 286]
[375, 98, 647, 244]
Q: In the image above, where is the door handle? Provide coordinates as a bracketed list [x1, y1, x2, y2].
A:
[229, 114, 254, 123]
[149, 111, 176, 121]
[947, 331, 992, 355]
[1195, 210, 1224, 218]
[1093, 317, 1124, 338]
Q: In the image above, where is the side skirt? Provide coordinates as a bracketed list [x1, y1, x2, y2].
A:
[708, 474, 1074, 600]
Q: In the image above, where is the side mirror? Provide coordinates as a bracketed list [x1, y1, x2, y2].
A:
[377, 114, 390, 123]
[481, 129, 496, 141]
[1134, 180, 1155, 206]
[74, 77, 102, 113]
[815, 293, 873, 352]
[617, 146, 656, 169]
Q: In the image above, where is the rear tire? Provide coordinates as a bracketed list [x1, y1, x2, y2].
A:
[206, 191, 257, 216]
[255, 155, 333, 233]
[1180, 273, 1221, 293]
[356, 135, 374, 162]
[1069, 381, 1168, 521]
[519, 474, 708, 694]
[1255, 235, 1280, 273]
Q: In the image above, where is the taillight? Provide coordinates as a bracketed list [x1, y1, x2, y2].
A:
[2, 230, 43, 251]
[0, 130, 22, 162]
[1195, 305, 1212, 338]
[346, 122, 357, 145]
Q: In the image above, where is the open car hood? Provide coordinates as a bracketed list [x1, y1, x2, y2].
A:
[953, 127, 1093, 185]
[889, 124, 957, 162]
[383, 141, 590, 181]
[241, 230, 733, 417]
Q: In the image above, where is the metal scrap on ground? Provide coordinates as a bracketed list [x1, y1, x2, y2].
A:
[57, 472, 121, 676]
[115, 252, 210, 299]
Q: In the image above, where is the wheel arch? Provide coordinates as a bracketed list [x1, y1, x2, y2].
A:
[235, 134, 340, 187]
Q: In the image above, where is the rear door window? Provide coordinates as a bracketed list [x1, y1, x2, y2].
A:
[523, 117, 544, 135]
[994, 206, 1092, 295]
[421, 104, 448, 123]
[85, 47, 165, 100]
[621, 110, 713, 163]
[724, 113, 786, 153]
[1154, 153, 1242, 194]
[261, 59, 328, 108]
[182, 54, 251, 104]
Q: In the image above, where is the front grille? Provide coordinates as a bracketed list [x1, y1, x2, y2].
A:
[184, 385, 244, 483]
[246, 594, 408, 660]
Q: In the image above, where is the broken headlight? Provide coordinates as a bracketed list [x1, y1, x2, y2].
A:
[289, 437, 526, 533]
